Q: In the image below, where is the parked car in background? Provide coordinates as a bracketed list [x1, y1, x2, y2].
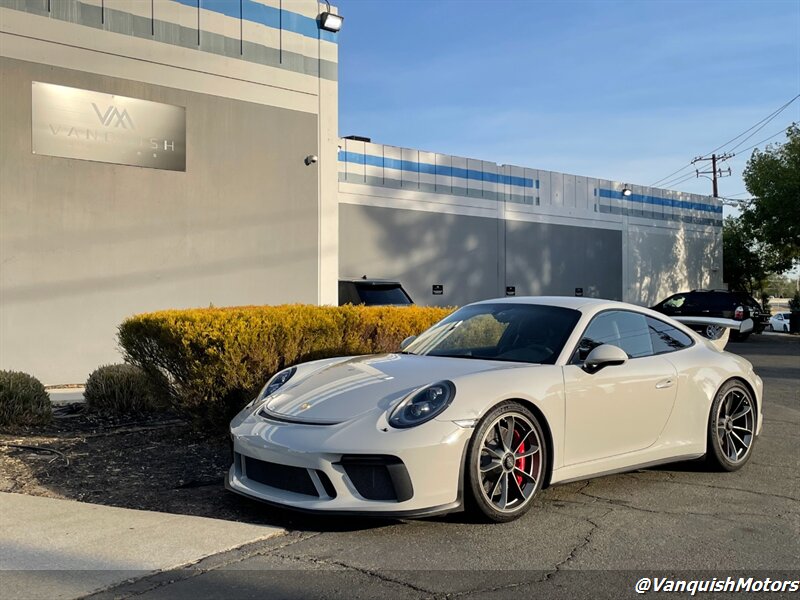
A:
[769, 312, 792, 332]
[651, 289, 768, 341]
[338, 278, 414, 306]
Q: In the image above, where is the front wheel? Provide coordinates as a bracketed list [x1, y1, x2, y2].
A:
[465, 402, 547, 523]
[705, 380, 756, 471]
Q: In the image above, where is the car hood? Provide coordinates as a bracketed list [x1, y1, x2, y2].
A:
[261, 353, 530, 424]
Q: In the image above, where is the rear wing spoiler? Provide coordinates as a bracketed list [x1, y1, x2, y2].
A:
[672, 317, 754, 350]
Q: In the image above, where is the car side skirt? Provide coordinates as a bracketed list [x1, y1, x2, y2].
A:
[550, 453, 706, 485]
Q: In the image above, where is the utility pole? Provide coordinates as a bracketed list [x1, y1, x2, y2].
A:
[692, 153, 732, 197]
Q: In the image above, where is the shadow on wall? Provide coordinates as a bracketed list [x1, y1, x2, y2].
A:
[627, 222, 720, 306]
[340, 203, 625, 306]
[339, 205, 501, 307]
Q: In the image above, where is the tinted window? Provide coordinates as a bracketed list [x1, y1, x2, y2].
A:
[661, 293, 688, 309]
[576, 311, 654, 360]
[355, 284, 412, 305]
[707, 292, 735, 311]
[405, 303, 581, 365]
[646, 316, 693, 354]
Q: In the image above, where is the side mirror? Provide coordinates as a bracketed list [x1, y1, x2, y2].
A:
[583, 344, 628, 373]
[400, 335, 417, 351]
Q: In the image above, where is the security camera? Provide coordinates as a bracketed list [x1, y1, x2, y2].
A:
[304, 155, 319, 166]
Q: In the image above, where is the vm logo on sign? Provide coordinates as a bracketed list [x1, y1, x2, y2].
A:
[91, 102, 134, 129]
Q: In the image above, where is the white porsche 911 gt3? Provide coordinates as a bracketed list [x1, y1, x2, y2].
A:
[228, 297, 763, 522]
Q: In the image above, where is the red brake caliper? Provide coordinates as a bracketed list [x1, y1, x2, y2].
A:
[513, 429, 526, 486]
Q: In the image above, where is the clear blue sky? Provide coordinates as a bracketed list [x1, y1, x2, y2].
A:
[336, 0, 800, 207]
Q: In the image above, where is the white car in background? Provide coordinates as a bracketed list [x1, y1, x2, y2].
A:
[228, 297, 763, 523]
[768, 312, 791, 332]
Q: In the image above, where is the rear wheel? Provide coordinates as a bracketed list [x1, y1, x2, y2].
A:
[704, 324, 724, 340]
[465, 402, 546, 523]
[705, 380, 756, 471]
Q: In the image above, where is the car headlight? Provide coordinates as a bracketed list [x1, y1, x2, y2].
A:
[245, 367, 297, 409]
[389, 381, 455, 429]
[262, 367, 297, 398]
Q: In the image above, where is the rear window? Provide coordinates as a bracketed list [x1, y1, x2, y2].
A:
[355, 284, 412, 305]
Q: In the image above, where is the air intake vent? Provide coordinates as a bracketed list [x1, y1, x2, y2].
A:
[243, 456, 318, 497]
[338, 455, 413, 502]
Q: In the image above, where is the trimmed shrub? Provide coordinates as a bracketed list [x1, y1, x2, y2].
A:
[84, 363, 167, 414]
[0, 370, 52, 427]
[118, 304, 454, 428]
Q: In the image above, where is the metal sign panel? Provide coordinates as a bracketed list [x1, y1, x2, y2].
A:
[32, 82, 186, 171]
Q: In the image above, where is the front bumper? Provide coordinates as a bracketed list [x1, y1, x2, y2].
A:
[227, 409, 471, 516]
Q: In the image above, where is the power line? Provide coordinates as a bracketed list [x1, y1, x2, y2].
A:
[649, 94, 799, 187]
[659, 171, 697, 189]
[701, 94, 798, 158]
[650, 162, 694, 187]
[730, 124, 793, 157]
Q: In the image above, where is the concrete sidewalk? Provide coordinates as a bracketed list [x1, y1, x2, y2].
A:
[0, 492, 284, 600]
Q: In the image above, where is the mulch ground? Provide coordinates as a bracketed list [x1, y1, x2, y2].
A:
[0, 404, 286, 526]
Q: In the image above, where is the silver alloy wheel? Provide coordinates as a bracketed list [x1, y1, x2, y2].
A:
[477, 412, 542, 513]
[705, 324, 724, 340]
[715, 387, 754, 464]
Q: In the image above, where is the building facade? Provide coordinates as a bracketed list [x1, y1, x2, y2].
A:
[1, 0, 340, 383]
[338, 139, 723, 308]
[1, 0, 722, 384]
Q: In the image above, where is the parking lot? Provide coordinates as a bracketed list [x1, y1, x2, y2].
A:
[85, 334, 799, 599]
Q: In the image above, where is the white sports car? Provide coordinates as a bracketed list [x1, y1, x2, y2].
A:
[228, 297, 763, 522]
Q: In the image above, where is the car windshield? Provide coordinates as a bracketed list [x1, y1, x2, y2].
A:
[403, 303, 581, 364]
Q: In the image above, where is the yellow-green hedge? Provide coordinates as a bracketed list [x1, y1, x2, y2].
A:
[118, 304, 454, 428]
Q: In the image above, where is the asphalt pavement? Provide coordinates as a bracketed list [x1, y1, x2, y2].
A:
[32, 336, 800, 598]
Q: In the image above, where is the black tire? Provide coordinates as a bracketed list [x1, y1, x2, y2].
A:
[705, 380, 756, 472]
[730, 331, 750, 342]
[465, 401, 547, 523]
[768, 324, 774, 332]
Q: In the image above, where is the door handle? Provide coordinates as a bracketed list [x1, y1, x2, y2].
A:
[655, 378, 674, 389]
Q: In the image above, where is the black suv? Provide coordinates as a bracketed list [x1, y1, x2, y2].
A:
[651, 289, 768, 341]
[338, 278, 414, 306]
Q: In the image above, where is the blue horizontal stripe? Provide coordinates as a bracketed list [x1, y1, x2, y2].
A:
[338, 151, 535, 188]
[175, 0, 338, 44]
[598, 188, 722, 214]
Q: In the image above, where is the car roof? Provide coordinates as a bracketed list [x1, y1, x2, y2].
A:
[339, 278, 402, 285]
[471, 295, 626, 311]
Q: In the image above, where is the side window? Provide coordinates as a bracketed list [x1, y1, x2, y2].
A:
[575, 311, 654, 361]
[661, 294, 687, 309]
[646, 316, 693, 354]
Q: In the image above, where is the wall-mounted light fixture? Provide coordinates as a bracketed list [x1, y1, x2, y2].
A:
[319, 2, 343, 32]
[622, 186, 632, 197]
[304, 154, 318, 166]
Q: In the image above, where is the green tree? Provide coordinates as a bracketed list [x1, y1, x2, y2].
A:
[742, 123, 800, 267]
[722, 216, 788, 293]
